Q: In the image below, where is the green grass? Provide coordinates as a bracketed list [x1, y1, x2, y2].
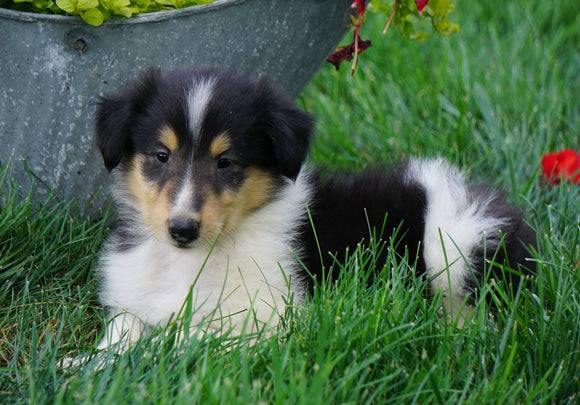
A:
[1, 0, 579, 402]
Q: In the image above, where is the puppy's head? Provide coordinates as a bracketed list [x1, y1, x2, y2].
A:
[95, 67, 313, 248]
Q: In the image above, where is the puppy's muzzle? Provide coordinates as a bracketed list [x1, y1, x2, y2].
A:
[168, 218, 200, 246]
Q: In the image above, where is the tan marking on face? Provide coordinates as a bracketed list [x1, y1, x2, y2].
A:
[236, 168, 278, 216]
[198, 186, 234, 241]
[159, 126, 179, 152]
[209, 132, 231, 158]
[149, 183, 173, 239]
[198, 168, 278, 240]
[124, 155, 154, 212]
[123, 154, 173, 239]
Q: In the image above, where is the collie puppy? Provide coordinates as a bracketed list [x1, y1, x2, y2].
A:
[93, 67, 535, 351]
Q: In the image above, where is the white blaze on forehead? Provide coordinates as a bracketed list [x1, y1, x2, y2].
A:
[171, 171, 195, 216]
[186, 77, 216, 142]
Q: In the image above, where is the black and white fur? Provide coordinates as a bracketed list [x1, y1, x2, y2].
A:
[93, 67, 536, 351]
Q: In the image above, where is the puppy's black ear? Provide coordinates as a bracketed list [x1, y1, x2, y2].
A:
[95, 68, 160, 172]
[256, 78, 314, 181]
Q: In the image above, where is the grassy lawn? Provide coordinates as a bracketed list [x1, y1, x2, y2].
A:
[1, 0, 579, 402]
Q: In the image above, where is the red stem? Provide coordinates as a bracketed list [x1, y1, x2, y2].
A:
[383, 0, 399, 34]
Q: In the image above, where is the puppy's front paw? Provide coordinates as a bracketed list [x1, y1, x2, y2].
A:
[59, 353, 94, 369]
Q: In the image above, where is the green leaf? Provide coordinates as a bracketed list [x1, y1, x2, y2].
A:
[77, 0, 98, 10]
[114, 6, 132, 17]
[112, 0, 131, 8]
[370, 0, 459, 41]
[55, 0, 75, 13]
[81, 7, 105, 25]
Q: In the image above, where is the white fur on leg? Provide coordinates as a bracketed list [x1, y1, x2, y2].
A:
[97, 309, 146, 351]
[60, 310, 145, 369]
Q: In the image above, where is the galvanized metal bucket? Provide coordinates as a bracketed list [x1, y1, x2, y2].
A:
[0, 0, 351, 211]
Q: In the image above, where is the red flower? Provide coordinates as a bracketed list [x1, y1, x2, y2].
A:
[351, 0, 366, 15]
[415, 0, 429, 15]
[326, 33, 372, 71]
[541, 149, 580, 185]
[327, 1, 371, 74]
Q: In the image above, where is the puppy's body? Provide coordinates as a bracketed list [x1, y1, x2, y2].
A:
[94, 68, 535, 350]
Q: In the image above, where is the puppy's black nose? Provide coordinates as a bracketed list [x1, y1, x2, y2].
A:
[168, 218, 200, 245]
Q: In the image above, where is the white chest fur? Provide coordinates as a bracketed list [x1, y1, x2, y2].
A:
[98, 176, 311, 342]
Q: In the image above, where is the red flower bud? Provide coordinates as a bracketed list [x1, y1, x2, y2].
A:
[351, 0, 366, 15]
[541, 149, 580, 185]
[415, 0, 429, 15]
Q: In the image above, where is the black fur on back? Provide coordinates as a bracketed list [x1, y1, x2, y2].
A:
[297, 166, 428, 289]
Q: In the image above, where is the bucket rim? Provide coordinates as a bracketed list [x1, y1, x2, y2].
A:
[0, 0, 245, 25]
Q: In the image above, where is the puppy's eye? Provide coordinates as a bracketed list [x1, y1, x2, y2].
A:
[156, 151, 169, 163]
[217, 157, 232, 169]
